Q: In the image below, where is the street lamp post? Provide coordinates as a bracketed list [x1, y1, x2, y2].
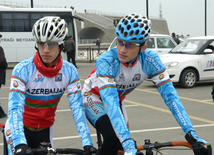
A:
[31, 0, 33, 8]
[205, 0, 207, 36]
[146, 0, 149, 18]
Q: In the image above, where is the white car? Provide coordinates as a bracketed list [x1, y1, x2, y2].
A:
[160, 36, 214, 88]
[108, 34, 178, 55]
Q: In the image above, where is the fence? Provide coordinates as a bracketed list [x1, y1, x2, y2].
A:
[77, 47, 109, 63]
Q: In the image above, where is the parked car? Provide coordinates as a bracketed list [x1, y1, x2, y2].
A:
[108, 34, 178, 55]
[160, 35, 214, 88]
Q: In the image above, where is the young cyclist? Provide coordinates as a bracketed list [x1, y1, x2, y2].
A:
[4, 16, 96, 155]
[82, 13, 212, 155]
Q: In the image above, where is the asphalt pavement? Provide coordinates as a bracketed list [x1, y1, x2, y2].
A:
[0, 62, 214, 155]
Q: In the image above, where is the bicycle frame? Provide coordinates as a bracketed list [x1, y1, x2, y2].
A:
[96, 130, 192, 155]
[1, 123, 85, 155]
[0, 123, 7, 155]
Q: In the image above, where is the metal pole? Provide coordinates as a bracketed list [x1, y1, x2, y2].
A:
[205, 0, 207, 36]
[146, 0, 149, 18]
[31, 0, 33, 8]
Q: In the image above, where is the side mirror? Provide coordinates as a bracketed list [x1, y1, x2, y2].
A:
[204, 49, 213, 53]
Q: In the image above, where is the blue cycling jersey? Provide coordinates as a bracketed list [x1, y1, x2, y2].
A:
[7, 56, 93, 148]
[83, 47, 194, 143]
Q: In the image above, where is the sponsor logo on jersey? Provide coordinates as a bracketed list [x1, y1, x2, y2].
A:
[119, 74, 125, 81]
[33, 74, 44, 82]
[172, 102, 187, 126]
[87, 97, 100, 115]
[6, 129, 11, 136]
[159, 74, 164, 80]
[145, 57, 161, 71]
[77, 82, 81, 89]
[84, 91, 92, 96]
[132, 74, 141, 81]
[13, 80, 18, 88]
[116, 82, 141, 89]
[108, 78, 114, 83]
[26, 88, 65, 94]
[9, 136, 15, 153]
[55, 73, 62, 82]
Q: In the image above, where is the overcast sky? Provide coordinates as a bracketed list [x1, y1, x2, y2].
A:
[2, 0, 214, 37]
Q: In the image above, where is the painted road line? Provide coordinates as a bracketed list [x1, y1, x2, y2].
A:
[135, 88, 214, 106]
[125, 99, 214, 124]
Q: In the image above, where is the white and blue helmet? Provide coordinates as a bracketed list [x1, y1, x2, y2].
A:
[115, 13, 151, 44]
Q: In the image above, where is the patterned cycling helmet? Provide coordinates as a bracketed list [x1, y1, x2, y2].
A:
[115, 13, 151, 43]
[32, 16, 68, 43]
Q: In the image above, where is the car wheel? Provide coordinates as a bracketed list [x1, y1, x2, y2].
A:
[179, 69, 197, 88]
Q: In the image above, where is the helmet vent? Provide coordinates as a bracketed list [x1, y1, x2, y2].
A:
[121, 27, 124, 34]
[139, 37, 144, 41]
[37, 25, 40, 37]
[126, 25, 131, 31]
[141, 31, 145, 35]
[131, 38, 137, 41]
[127, 16, 132, 20]
[124, 32, 128, 38]
[124, 20, 128, 25]
[143, 20, 148, 24]
[42, 22, 48, 36]
[133, 23, 138, 28]
[140, 23, 144, 28]
[116, 32, 119, 37]
[137, 19, 142, 22]
[145, 26, 149, 30]
[54, 29, 58, 36]
[118, 25, 122, 31]
[47, 25, 53, 38]
[122, 18, 125, 23]
[134, 15, 139, 18]
[129, 30, 134, 37]
[130, 19, 135, 23]
[135, 30, 139, 36]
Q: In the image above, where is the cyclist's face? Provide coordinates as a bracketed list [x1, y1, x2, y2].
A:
[117, 40, 147, 63]
[37, 42, 60, 67]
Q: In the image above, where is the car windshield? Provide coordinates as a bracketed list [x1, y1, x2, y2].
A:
[170, 39, 207, 54]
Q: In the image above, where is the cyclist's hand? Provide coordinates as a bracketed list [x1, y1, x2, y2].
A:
[14, 144, 28, 155]
[122, 139, 144, 155]
[185, 130, 212, 155]
[83, 145, 97, 155]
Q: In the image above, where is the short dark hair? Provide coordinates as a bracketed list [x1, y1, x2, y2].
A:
[172, 32, 175, 37]
[68, 35, 72, 38]
[0, 34, 2, 38]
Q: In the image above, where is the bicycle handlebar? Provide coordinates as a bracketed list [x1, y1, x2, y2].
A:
[26, 147, 84, 154]
[137, 140, 192, 150]
[117, 140, 192, 155]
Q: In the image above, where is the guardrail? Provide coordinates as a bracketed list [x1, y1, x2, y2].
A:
[77, 47, 109, 63]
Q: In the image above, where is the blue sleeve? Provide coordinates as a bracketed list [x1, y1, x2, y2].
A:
[142, 50, 194, 134]
[64, 63, 93, 147]
[8, 59, 34, 147]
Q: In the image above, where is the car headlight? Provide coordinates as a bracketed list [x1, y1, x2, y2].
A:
[163, 62, 179, 69]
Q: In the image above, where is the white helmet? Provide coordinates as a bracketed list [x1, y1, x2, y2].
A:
[32, 16, 68, 43]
